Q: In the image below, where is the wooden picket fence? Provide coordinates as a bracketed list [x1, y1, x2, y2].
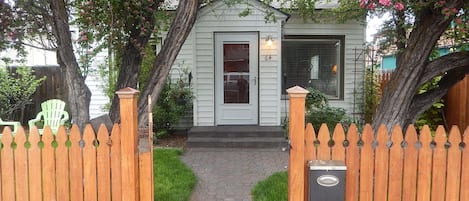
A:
[287, 86, 469, 201]
[0, 87, 153, 201]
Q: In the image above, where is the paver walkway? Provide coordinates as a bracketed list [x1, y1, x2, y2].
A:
[182, 148, 288, 201]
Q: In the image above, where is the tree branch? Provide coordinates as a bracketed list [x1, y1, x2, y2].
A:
[419, 51, 469, 85]
[20, 41, 57, 51]
[407, 68, 469, 124]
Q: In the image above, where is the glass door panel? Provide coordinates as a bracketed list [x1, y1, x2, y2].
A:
[223, 44, 250, 104]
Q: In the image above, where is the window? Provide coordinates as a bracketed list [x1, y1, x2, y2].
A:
[282, 36, 344, 99]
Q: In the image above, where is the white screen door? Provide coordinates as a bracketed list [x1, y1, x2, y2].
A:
[215, 32, 258, 125]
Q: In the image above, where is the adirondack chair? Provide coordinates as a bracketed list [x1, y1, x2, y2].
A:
[28, 99, 69, 134]
[0, 118, 21, 134]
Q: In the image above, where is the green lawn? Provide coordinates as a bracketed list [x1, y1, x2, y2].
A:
[154, 148, 196, 201]
[251, 171, 288, 201]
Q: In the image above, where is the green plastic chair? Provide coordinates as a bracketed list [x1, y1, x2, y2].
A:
[0, 118, 21, 134]
[28, 99, 69, 134]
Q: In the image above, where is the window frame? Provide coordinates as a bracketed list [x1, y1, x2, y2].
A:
[281, 35, 345, 100]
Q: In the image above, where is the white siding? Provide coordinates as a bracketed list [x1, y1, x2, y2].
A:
[85, 50, 109, 119]
[281, 15, 366, 120]
[183, 1, 287, 126]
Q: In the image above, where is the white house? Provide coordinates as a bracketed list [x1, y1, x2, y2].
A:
[170, 0, 366, 127]
[1, 0, 366, 129]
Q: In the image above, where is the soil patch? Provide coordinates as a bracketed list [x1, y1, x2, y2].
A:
[155, 135, 187, 148]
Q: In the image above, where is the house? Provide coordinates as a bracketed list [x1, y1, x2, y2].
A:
[169, 0, 366, 128]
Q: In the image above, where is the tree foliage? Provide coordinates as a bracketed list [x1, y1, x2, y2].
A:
[0, 67, 46, 121]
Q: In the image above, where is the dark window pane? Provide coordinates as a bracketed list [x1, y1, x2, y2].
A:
[223, 44, 249, 103]
[282, 38, 341, 98]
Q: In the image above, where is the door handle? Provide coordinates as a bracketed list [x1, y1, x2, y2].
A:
[252, 76, 257, 86]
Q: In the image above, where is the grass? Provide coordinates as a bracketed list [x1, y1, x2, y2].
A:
[154, 148, 196, 201]
[251, 171, 288, 201]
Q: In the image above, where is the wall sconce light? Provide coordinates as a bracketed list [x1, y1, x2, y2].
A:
[265, 35, 273, 61]
[266, 35, 273, 47]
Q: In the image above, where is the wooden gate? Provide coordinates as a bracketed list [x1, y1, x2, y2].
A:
[0, 87, 153, 201]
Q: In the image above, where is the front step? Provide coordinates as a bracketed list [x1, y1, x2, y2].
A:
[187, 126, 288, 148]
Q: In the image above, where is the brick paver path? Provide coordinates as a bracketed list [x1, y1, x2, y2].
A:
[182, 148, 288, 201]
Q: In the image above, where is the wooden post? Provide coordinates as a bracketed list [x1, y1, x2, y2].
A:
[117, 87, 140, 201]
[287, 86, 309, 201]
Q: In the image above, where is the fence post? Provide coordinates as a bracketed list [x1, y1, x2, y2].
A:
[116, 87, 140, 201]
[287, 86, 309, 201]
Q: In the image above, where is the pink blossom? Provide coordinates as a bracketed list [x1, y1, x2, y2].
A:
[455, 18, 463, 24]
[379, 0, 392, 7]
[367, 2, 376, 10]
[360, 0, 367, 8]
[81, 35, 88, 41]
[451, 8, 458, 14]
[394, 2, 404, 11]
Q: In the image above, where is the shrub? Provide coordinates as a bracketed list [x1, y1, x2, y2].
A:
[0, 66, 46, 120]
[305, 87, 351, 132]
[152, 69, 193, 138]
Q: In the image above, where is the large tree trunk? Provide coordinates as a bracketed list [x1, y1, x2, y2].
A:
[372, 0, 469, 131]
[48, 0, 91, 129]
[108, 1, 162, 122]
[137, 0, 199, 128]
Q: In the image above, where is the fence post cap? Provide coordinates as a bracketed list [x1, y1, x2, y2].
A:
[286, 86, 309, 97]
[116, 87, 140, 98]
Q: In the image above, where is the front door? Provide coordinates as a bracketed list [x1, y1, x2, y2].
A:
[215, 32, 258, 125]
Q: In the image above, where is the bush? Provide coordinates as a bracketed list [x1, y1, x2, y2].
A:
[305, 87, 351, 132]
[153, 70, 193, 138]
[0, 67, 46, 120]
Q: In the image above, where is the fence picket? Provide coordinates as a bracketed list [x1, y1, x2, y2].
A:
[431, 126, 447, 201]
[402, 125, 418, 201]
[42, 127, 56, 201]
[56, 126, 70, 201]
[1, 129, 15, 201]
[97, 124, 111, 201]
[446, 126, 462, 201]
[460, 128, 469, 201]
[374, 125, 389, 201]
[83, 125, 97, 201]
[15, 128, 29, 201]
[304, 123, 315, 201]
[388, 126, 404, 201]
[305, 123, 316, 161]
[416, 126, 432, 201]
[332, 124, 345, 161]
[359, 125, 374, 201]
[28, 129, 42, 201]
[317, 124, 330, 160]
[345, 124, 360, 201]
[69, 125, 84, 201]
[111, 124, 122, 201]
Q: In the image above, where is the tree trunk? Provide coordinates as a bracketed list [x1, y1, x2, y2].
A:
[48, 0, 91, 129]
[108, 1, 162, 122]
[137, 0, 199, 128]
[372, 0, 469, 131]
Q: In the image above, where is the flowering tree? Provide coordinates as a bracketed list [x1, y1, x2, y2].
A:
[0, 0, 92, 128]
[73, 0, 200, 125]
[356, 0, 469, 130]
[1, 0, 200, 127]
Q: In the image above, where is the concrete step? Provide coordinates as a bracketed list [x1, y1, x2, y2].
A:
[186, 137, 287, 148]
[187, 126, 288, 148]
[188, 126, 286, 138]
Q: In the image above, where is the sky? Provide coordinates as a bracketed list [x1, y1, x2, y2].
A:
[366, 14, 390, 43]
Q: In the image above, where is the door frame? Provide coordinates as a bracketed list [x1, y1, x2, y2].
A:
[214, 32, 259, 125]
